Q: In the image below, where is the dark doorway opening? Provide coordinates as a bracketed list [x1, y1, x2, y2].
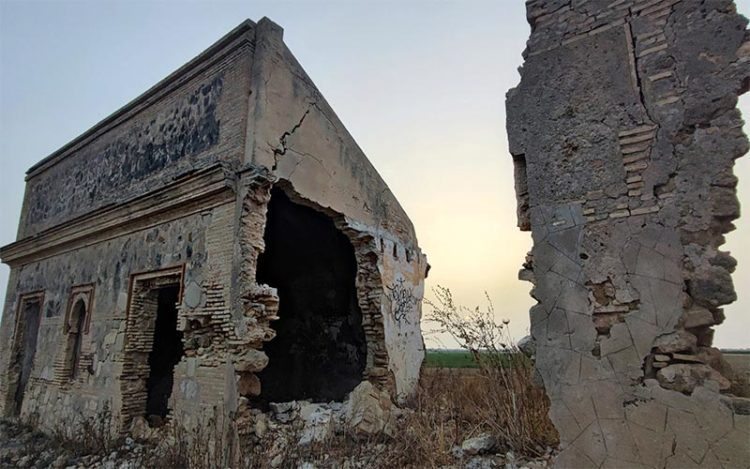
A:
[145, 286, 183, 422]
[66, 299, 86, 380]
[13, 297, 42, 415]
[256, 188, 367, 403]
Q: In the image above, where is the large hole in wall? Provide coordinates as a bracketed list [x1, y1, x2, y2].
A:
[256, 187, 366, 403]
[145, 285, 183, 422]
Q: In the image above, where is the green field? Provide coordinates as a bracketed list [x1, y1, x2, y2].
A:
[424, 349, 479, 368]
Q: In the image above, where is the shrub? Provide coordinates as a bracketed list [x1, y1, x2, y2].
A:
[422, 286, 558, 457]
[43, 402, 118, 456]
[140, 411, 228, 469]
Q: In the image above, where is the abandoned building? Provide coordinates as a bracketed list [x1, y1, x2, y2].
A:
[0, 17, 427, 446]
[508, 0, 749, 467]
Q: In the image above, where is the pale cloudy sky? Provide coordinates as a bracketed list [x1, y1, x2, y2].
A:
[0, 0, 748, 348]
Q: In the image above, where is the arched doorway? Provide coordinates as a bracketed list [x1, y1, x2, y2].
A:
[64, 299, 87, 380]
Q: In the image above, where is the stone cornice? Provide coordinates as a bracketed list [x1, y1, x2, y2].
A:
[0, 164, 235, 267]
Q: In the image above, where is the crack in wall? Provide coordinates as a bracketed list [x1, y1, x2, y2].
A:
[271, 106, 313, 170]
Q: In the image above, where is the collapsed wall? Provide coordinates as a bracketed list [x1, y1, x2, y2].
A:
[507, 0, 749, 467]
[0, 18, 427, 464]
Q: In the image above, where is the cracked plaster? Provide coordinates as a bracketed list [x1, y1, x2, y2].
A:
[508, 0, 750, 467]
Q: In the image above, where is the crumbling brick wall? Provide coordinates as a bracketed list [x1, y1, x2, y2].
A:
[507, 0, 749, 467]
[240, 18, 427, 403]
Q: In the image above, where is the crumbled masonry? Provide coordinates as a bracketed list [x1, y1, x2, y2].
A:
[0, 18, 427, 465]
[508, 0, 750, 467]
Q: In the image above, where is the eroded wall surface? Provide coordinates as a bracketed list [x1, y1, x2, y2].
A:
[0, 44, 257, 425]
[240, 19, 427, 402]
[507, 1, 750, 467]
[0, 19, 255, 422]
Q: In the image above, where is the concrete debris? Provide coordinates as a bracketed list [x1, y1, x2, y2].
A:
[344, 381, 396, 439]
[657, 363, 731, 394]
[465, 456, 498, 469]
[0, 417, 557, 468]
[270, 401, 300, 424]
[297, 463, 317, 469]
[129, 417, 157, 442]
[253, 413, 269, 438]
[298, 406, 334, 446]
[653, 330, 698, 354]
[234, 349, 269, 373]
[681, 306, 715, 329]
[461, 433, 497, 455]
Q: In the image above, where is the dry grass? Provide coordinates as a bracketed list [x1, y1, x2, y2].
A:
[136, 410, 233, 469]
[384, 285, 560, 467]
[236, 360, 556, 469]
[14, 363, 555, 469]
[379, 365, 557, 468]
[152, 286, 558, 468]
[26, 402, 118, 457]
[243, 427, 376, 468]
[152, 420, 220, 469]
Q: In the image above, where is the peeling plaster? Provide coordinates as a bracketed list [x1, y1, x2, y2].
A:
[508, 1, 750, 467]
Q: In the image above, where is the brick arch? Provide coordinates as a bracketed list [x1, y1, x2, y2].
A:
[52, 284, 95, 385]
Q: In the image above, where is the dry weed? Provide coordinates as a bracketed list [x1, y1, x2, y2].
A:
[411, 286, 559, 462]
[29, 402, 118, 457]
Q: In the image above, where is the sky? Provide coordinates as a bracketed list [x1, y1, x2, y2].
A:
[0, 0, 748, 349]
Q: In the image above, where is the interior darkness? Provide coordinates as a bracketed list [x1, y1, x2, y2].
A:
[68, 300, 86, 379]
[14, 300, 41, 414]
[145, 286, 183, 421]
[256, 188, 366, 403]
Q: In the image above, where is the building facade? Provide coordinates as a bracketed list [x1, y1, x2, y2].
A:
[0, 18, 427, 446]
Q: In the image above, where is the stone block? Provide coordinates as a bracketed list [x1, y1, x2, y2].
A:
[653, 330, 698, 354]
[344, 381, 395, 439]
[656, 363, 731, 393]
[681, 306, 715, 328]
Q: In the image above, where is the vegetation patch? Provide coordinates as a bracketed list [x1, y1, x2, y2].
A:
[424, 349, 479, 368]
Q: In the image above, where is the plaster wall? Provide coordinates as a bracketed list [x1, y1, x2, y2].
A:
[17, 22, 256, 238]
[0, 203, 234, 425]
[507, 1, 750, 467]
[242, 20, 427, 401]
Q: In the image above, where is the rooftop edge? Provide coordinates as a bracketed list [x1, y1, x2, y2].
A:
[24, 18, 276, 180]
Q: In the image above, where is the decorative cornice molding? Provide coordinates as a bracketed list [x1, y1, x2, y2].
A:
[1, 164, 235, 267]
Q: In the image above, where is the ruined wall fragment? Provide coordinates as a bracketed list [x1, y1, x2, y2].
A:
[507, 1, 750, 467]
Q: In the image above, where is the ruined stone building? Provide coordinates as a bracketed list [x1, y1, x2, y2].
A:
[508, 0, 749, 467]
[0, 18, 427, 444]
